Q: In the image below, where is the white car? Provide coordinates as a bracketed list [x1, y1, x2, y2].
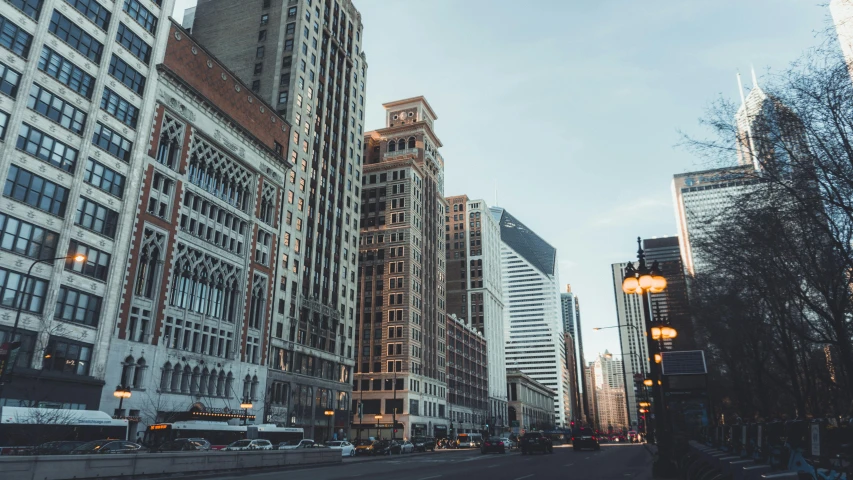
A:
[325, 441, 355, 456]
[399, 440, 415, 454]
[278, 439, 315, 450]
[500, 437, 515, 450]
[223, 439, 273, 451]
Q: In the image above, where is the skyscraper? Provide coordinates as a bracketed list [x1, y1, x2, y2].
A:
[355, 97, 449, 440]
[593, 351, 628, 432]
[444, 195, 507, 433]
[612, 262, 647, 430]
[190, 0, 366, 437]
[643, 236, 694, 351]
[831, 0, 853, 80]
[0, 0, 176, 414]
[491, 207, 571, 427]
[561, 285, 587, 423]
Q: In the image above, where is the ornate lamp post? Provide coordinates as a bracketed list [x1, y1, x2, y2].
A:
[621, 237, 677, 475]
[240, 399, 253, 426]
[113, 385, 132, 417]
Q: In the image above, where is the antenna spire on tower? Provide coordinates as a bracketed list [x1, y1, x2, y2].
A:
[750, 64, 759, 90]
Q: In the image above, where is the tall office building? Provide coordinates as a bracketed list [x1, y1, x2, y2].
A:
[490, 207, 571, 427]
[593, 351, 627, 432]
[611, 262, 647, 429]
[354, 97, 449, 440]
[105, 21, 293, 437]
[831, 0, 853, 80]
[444, 195, 507, 433]
[643, 236, 694, 351]
[585, 363, 598, 429]
[191, 0, 366, 437]
[0, 0, 175, 412]
[560, 285, 587, 423]
[446, 313, 488, 435]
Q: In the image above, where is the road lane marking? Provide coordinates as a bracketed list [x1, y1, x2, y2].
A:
[514, 475, 534, 480]
[418, 476, 442, 480]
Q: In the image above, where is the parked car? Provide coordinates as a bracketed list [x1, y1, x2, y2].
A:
[71, 440, 144, 455]
[150, 439, 205, 452]
[223, 439, 273, 451]
[374, 440, 401, 455]
[411, 436, 436, 452]
[355, 440, 378, 456]
[277, 439, 315, 450]
[325, 441, 355, 456]
[480, 436, 506, 455]
[572, 428, 600, 451]
[185, 438, 211, 451]
[34, 441, 86, 455]
[519, 431, 553, 455]
[399, 440, 415, 454]
[499, 437, 516, 450]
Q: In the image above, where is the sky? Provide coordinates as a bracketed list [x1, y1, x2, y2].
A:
[171, 0, 833, 363]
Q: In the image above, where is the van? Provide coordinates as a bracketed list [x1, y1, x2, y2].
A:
[456, 433, 483, 448]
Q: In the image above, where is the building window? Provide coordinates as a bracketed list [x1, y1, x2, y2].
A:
[3, 165, 69, 216]
[66, 240, 111, 281]
[37, 47, 95, 99]
[92, 122, 132, 161]
[66, 0, 111, 31]
[0, 62, 21, 98]
[285, 22, 295, 35]
[0, 265, 48, 313]
[100, 87, 139, 129]
[27, 84, 87, 135]
[16, 123, 78, 172]
[260, 13, 268, 25]
[0, 212, 59, 260]
[254, 63, 263, 74]
[49, 12, 102, 63]
[287, 6, 296, 17]
[75, 197, 118, 238]
[83, 158, 125, 198]
[0, 325, 36, 369]
[1, 14, 33, 59]
[252, 80, 260, 92]
[256, 46, 265, 58]
[42, 337, 93, 376]
[123, 0, 158, 34]
[115, 23, 151, 63]
[258, 30, 266, 41]
[55, 286, 102, 327]
[108, 55, 145, 95]
[9, 0, 43, 20]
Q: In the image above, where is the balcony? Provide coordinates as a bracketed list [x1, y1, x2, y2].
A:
[383, 148, 418, 160]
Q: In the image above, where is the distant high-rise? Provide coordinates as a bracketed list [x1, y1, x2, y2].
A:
[491, 207, 571, 427]
[611, 262, 647, 430]
[561, 285, 588, 423]
[643, 237, 695, 351]
[593, 352, 628, 432]
[191, 0, 366, 439]
[355, 97, 449, 440]
[585, 363, 598, 429]
[444, 195, 507, 433]
[831, 0, 853, 80]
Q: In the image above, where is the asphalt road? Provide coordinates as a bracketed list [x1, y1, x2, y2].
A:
[204, 444, 652, 480]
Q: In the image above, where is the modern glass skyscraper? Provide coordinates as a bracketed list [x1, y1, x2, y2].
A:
[490, 207, 571, 427]
[560, 286, 587, 423]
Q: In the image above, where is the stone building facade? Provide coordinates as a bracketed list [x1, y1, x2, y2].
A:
[446, 313, 487, 436]
[506, 369, 555, 433]
[0, 0, 176, 413]
[354, 97, 449, 440]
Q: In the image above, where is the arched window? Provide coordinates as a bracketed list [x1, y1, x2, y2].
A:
[120, 356, 134, 387]
[207, 369, 217, 396]
[217, 371, 226, 397]
[250, 375, 259, 400]
[161, 362, 172, 391]
[171, 363, 182, 392]
[181, 365, 191, 393]
[134, 243, 161, 299]
[397, 139, 405, 151]
[132, 358, 145, 388]
[225, 373, 234, 398]
[407, 137, 416, 149]
[191, 367, 201, 394]
[249, 277, 266, 329]
[199, 368, 209, 395]
[242, 375, 252, 400]
[388, 140, 396, 152]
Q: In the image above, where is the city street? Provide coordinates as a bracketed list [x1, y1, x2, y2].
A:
[199, 444, 652, 480]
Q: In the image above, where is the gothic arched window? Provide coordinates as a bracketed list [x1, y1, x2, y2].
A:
[408, 137, 416, 149]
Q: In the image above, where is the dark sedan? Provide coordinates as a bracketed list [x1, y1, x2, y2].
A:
[572, 428, 600, 451]
[374, 440, 401, 455]
[411, 436, 436, 452]
[34, 441, 85, 455]
[150, 439, 205, 452]
[480, 437, 506, 454]
[71, 440, 144, 454]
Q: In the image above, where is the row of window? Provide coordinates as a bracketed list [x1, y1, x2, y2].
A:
[28, 83, 88, 135]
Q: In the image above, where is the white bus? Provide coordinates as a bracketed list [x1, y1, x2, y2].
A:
[145, 421, 303, 449]
[0, 407, 128, 454]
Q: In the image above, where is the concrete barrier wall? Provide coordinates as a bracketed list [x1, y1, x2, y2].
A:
[0, 448, 341, 480]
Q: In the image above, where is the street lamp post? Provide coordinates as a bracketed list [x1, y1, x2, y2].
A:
[0, 253, 86, 401]
[621, 237, 677, 476]
[113, 386, 132, 417]
[357, 377, 373, 441]
[240, 399, 253, 426]
[374, 414, 383, 440]
[324, 410, 335, 442]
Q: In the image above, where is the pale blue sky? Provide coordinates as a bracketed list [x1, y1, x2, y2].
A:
[172, 0, 832, 362]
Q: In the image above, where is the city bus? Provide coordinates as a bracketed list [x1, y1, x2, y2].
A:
[0, 407, 128, 454]
[145, 421, 303, 449]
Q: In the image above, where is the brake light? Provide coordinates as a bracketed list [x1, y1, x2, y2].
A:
[592, 437, 597, 441]
[571, 437, 575, 441]
[498, 442, 504, 446]
[485, 442, 490, 446]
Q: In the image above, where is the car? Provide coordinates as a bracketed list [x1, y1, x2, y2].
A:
[480, 436, 506, 455]
[277, 439, 314, 450]
[150, 439, 205, 452]
[374, 440, 401, 455]
[185, 438, 211, 450]
[572, 428, 600, 451]
[223, 439, 273, 451]
[499, 437, 516, 450]
[71, 440, 144, 455]
[456, 433, 483, 448]
[399, 440, 415, 454]
[355, 439, 378, 455]
[519, 431, 553, 455]
[325, 440, 356, 457]
[34, 441, 86, 455]
[411, 436, 436, 452]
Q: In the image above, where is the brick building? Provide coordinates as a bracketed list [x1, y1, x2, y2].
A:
[101, 21, 293, 438]
[446, 313, 487, 436]
[189, 0, 367, 441]
[354, 97, 449, 440]
[0, 0, 177, 415]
